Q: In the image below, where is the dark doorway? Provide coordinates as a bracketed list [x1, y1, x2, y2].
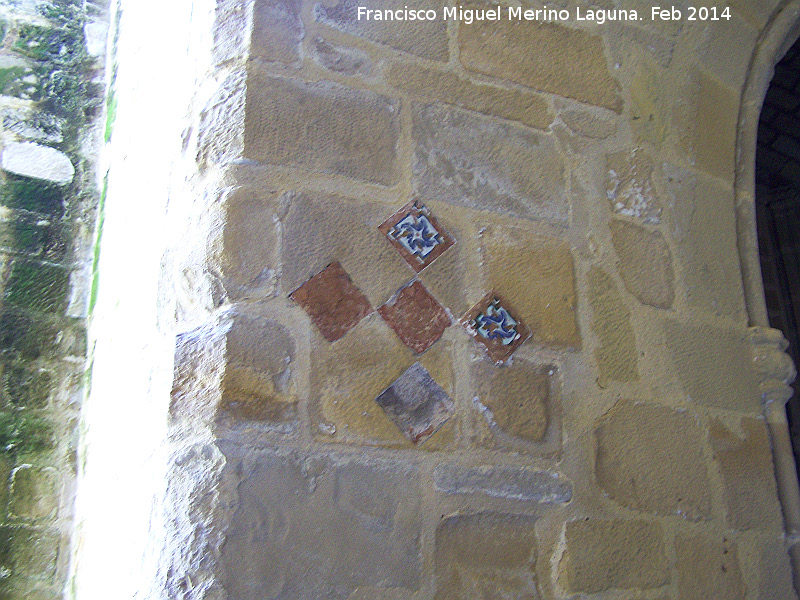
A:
[756, 39, 800, 474]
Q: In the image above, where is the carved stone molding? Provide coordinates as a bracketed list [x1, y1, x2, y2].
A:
[751, 326, 797, 407]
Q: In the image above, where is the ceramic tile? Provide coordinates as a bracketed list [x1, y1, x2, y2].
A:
[290, 261, 372, 342]
[375, 362, 455, 444]
[378, 280, 450, 354]
[463, 293, 530, 364]
[379, 201, 455, 273]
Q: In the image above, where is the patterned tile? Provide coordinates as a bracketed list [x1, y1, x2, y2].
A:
[290, 261, 372, 342]
[379, 201, 455, 273]
[463, 293, 530, 364]
[375, 362, 455, 444]
[378, 280, 450, 354]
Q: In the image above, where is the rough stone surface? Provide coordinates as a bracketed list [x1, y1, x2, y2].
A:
[606, 150, 662, 223]
[587, 267, 638, 385]
[560, 519, 669, 593]
[9, 466, 58, 519]
[375, 362, 454, 444]
[710, 418, 783, 531]
[665, 321, 759, 412]
[413, 103, 567, 224]
[471, 359, 549, 443]
[220, 311, 297, 425]
[695, 71, 738, 181]
[220, 451, 422, 600]
[220, 186, 279, 300]
[251, 0, 304, 66]
[610, 220, 675, 309]
[388, 62, 551, 130]
[312, 36, 372, 76]
[290, 261, 373, 343]
[560, 108, 617, 139]
[675, 534, 745, 600]
[435, 512, 538, 600]
[282, 193, 413, 307]
[244, 73, 400, 185]
[758, 540, 799, 600]
[480, 227, 579, 349]
[1, 143, 74, 184]
[0, 526, 59, 580]
[459, 19, 621, 111]
[314, 0, 448, 61]
[433, 464, 572, 503]
[595, 400, 711, 519]
[378, 281, 450, 354]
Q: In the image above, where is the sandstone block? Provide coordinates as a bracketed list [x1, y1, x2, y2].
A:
[710, 418, 783, 531]
[412, 103, 567, 224]
[695, 72, 738, 181]
[433, 464, 572, 503]
[758, 540, 799, 600]
[314, 0, 448, 62]
[220, 310, 297, 426]
[675, 534, 745, 600]
[281, 193, 413, 307]
[251, 0, 303, 66]
[244, 73, 400, 185]
[220, 451, 421, 599]
[459, 18, 621, 111]
[610, 220, 675, 308]
[606, 150, 662, 223]
[471, 359, 550, 444]
[595, 400, 711, 519]
[312, 37, 372, 76]
[388, 62, 551, 130]
[665, 321, 759, 412]
[435, 512, 538, 600]
[629, 63, 668, 147]
[560, 108, 617, 139]
[560, 519, 668, 592]
[587, 267, 638, 385]
[1, 143, 74, 184]
[9, 466, 58, 520]
[480, 227, 579, 348]
[220, 186, 279, 300]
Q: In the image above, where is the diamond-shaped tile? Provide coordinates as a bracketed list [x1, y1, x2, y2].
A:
[379, 201, 455, 273]
[375, 362, 455, 444]
[290, 261, 372, 342]
[378, 280, 450, 354]
[463, 293, 531, 364]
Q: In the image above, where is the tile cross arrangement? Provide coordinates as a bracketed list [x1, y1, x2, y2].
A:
[379, 201, 455, 273]
[378, 280, 450, 354]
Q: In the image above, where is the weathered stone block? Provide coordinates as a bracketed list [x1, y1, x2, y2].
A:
[435, 512, 538, 600]
[251, 0, 303, 66]
[0, 526, 59, 580]
[665, 320, 759, 412]
[560, 107, 617, 139]
[595, 400, 711, 519]
[695, 72, 738, 181]
[0, 214, 67, 262]
[244, 73, 400, 185]
[413, 103, 567, 224]
[1, 142, 74, 184]
[606, 150, 662, 223]
[220, 311, 297, 426]
[433, 464, 572, 503]
[220, 452, 421, 599]
[0, 308, 59, 360]
[312, 37, 372, 77]
[9, 466, 58, 520]
[758, 540, 799, 600]
[459, 17, 621, 111]
[471, 359, 550, 444]
[314, 0, 448, 62]
[560, 519, 668, 592]
[220, 186, 279, 300]
[2, 363, 53, 409]
[5, 260, 68, 314]
[629, 62, 668, 147]
[675, 534, 745, 600]
[480, 227, 579, 349]
[710, 418, 783, 531]
[610, 220, 674, 309]
[281, 193, 413, 307]
[587, 267, 638, 384]
[388, 62, 551, 130]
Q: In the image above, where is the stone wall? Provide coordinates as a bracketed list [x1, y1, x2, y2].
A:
[86, 0, 800, 599]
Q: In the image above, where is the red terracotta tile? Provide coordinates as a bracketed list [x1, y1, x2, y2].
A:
[379, 201, 455, 273]
[378, 280, 450, 354]
[462, 293, 531, 365]
[290, 261, 372, 342]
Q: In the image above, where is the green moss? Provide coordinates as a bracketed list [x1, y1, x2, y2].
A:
[0, 67, 39, 100]
[3, 363, 53, 409]
[0, 410, 53, 455]
[0, 308, 59, 360]
[103, 92, 116, 143]
[88, 174, 107, 316]
[4, 261, 69, 314]
[0, 175, 65, 216]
